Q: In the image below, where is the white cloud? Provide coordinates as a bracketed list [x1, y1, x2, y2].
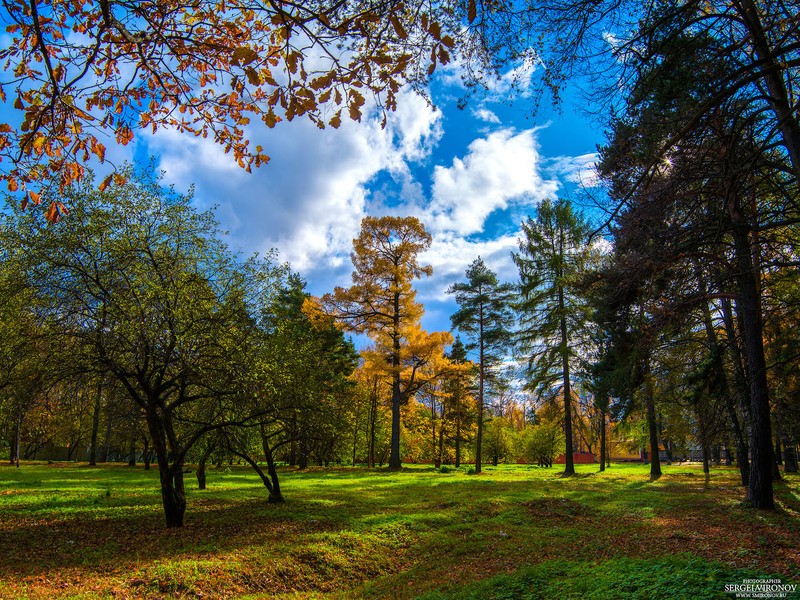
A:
[545, 153, 600, 188]
[473, 108, 501, 123]
[146, 90, 442, 286]
[426, 128, 558, 236]
[419, 232, 520, 301]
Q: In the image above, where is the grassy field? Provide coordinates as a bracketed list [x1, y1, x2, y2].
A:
[0, 461, 798, 599]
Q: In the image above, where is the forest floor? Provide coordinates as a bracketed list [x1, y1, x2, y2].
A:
[0, 462, 798, 599]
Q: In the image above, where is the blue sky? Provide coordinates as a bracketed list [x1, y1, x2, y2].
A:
[129, 59, 604, 337]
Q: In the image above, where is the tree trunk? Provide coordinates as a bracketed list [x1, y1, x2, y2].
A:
[559, 305, 575, 476]
[730, 218, 774, 509]
[143, 436, 151, 470]
[701, 297, 749, 486]
[437, 402, 446, 467]
[389, 292, 402, 470]
[89, 381, 102, 466]
[644, 365, 662, 478]
[599, 406, 606, 472]
[298, 438, 308, 470]
[721, 298, 751, 486]
[702, 444, 710, 475]
[454, 380, 462, 468]
[102, 404, 113, 463]
[368, 378, 377, 468]
[197, 441, 215, 490]
[145, 411, 186, 528]
[127, 427, 136, 467]
[784, 437, 798, 474]
[774, 437, 783, 465]
[261, 433, 283, 503]
[10, 412, 21, 467]
[475, 302, 485, 475]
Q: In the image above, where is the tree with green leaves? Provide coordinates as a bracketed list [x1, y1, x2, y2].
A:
[513, 199, 597, 476]
[3, 167, 281, 527]
[448, 257, 514, 474]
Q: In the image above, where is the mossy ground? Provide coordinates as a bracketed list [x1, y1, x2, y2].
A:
[1, 462, 798, 598]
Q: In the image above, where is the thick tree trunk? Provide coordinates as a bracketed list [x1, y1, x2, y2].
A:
[157, 460, 186, 528]
[145, 411, 186, 528]
[730, 219, 773, 509]
[774, 437, 783, 465]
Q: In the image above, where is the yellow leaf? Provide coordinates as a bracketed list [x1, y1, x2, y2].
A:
[98, 174, 113, 192]
[45, 202, 58, 222]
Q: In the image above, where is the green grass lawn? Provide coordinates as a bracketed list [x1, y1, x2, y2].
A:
[0, 461, 798, 598]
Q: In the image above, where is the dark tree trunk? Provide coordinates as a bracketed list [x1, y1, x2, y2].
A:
[475, 302, 485, 475]
[102, 405, 113, 463]
[702, 444, 710, 475]
[784, 437, 798, 473]
[772, 445, 783, 481]
[559, 299, 575, 476]
[644, 367, 662, 478]
[730, 218, 773, 509]
[298, 438, 308, 470]
[127, 429, 136, 467]
[197, 441, 215, 490]
[599, 406, 606, 472]
[145, 411, 186, 528]
[700, 296, 749, 486]
[437, 402, 446, 468]
[774, 437, 783, 465]
[261, 433, 283, 503]
[89, 381, 102, 466]
[721, 298, 751, 486]
[454, 380, 462, 468]
[368, 377, 378, 468]
[389, 292, 402, 470]
[10, 413, 21, 467]
[143, 437, 151, 470]
[431, 400, 440, 468]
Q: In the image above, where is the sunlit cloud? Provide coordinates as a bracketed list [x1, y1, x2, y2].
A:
[426, 128, 558, 236]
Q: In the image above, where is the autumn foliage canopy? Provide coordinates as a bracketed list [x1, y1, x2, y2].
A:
[0, 0, 459, 219]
